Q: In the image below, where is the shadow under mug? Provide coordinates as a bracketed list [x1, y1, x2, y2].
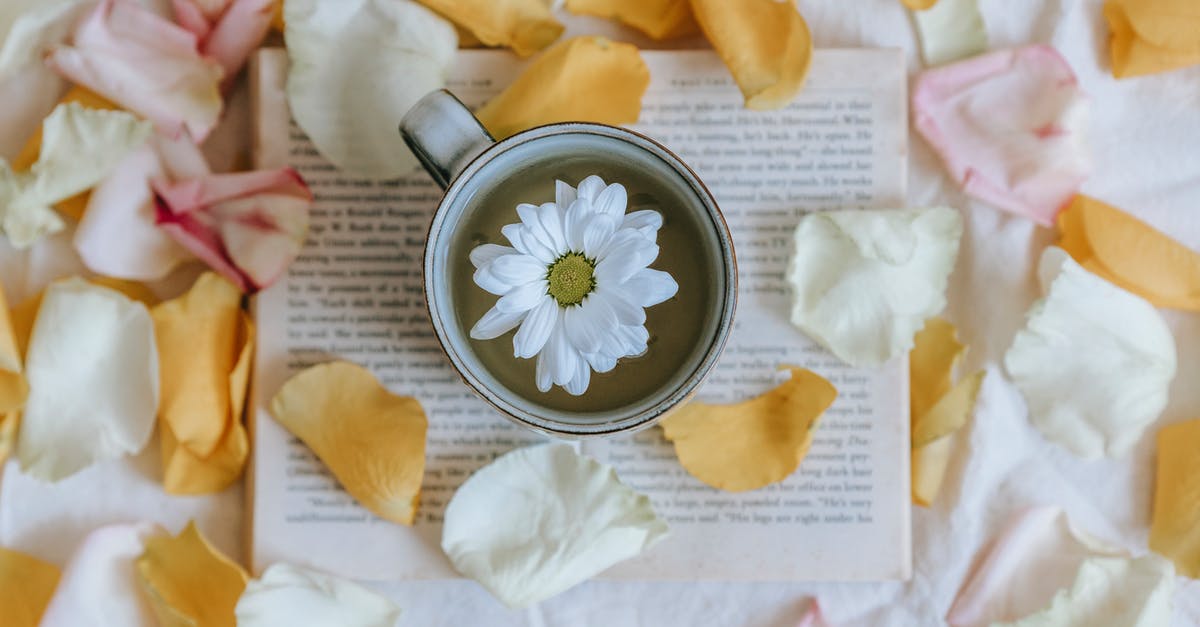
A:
[400, 90, 737, 438]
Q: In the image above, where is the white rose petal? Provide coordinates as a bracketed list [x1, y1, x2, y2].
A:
[442, 443, 669, 608]
[17, 278, 159, 481]
[1004, 247, 1176, 459]
[995, 555, 1174, 627]
[285, 0, 457, 178]
[39, 522, 163, 627]
[787, 207, 963, 366]
[235, 563, 401, 627]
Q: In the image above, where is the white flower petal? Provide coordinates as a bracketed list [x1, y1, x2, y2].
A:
[18, 278, 159, 482]
[235, 563, 401, 627]
[595, 287, 645, 326]
[496, 280, 548, 314]
[555, 179, 577, 209]
[39, 522, 163, 627]
[612, 324, 650, 357]
[564, 299, 612, 354]
[512, 296, 557, 358]
[564, 357, 591, 396]
[1003, 247, 1176, 459]
[549, 326, 577, 385]
[576, 175, 606, 202]
[564, 198, 591, 252]
[537, 202, 567, 252]
[994, 556, 1174, 627]
[595, 235, 658, 285]
[473, 265, 513, 296]
[470, 243, 516, 269]
[489, 254, 547, 286]
[535, 351, 553, 393]
[470, 306, 525, 340]
[581, 213, 619, 259]
[622, 268, 679, 307]
[441, 443, 668, 608]
[502, 223, 556, 264]
[285, 0, 456, 178]
[621, 209, 663, 236]
[787, 207, 963, 367]
[592, 182, 628, 219]
[584, 350, 617, 374]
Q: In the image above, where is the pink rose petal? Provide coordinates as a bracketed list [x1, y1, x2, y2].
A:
[913, 45, 1091, 226]
[46, 0, 224, 141]
[173, 0, 274, 90]
[154, 168, 312, 293]
[797, 599, 829, 627]
[74, 133, 209, 281]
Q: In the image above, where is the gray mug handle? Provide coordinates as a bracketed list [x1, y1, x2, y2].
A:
[400, 90, 495, 190]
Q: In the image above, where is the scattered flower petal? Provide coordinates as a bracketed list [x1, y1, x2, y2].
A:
[1104, 0, 1200, 79]
[136, 521, 248, 627]
[0, 280, 26, 464]
[688, 0, 813, 110]
[0, 546, 60, 627]
[39, 522, 163, 627]
[913, 46, 1090, 226]
[1004, 247, 1176, 459]
[787, 207, 962, 367]
[476, 36, 650, 140]
[285, 0, 456, 178]
[417, 0, 561, 56]
[2, 102, 153, 248]
[994, 556, 1174, 627]
[659, 367, 837, 492]
[1058, 195, 1200, 312]
[269, 361, 427, 525]
[443, 443, 668, 608]
[1150, 418, 1200, 579]
[46, 0, 224, 140]
[154, 168, 312, 293]
[174, 0, 275, 89]
[235, 563, 401, 627]
[948, 507, 1129, 626]
[564, 0, 697, 40]
[797, 599, 830, 627]
[911, 0, 987, 66]
[902, 0, 939, 9]
[17, 278, 159, 481]
[152, 273, 252, 495]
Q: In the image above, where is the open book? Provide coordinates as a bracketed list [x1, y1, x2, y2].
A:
[249, 47, 911, 582]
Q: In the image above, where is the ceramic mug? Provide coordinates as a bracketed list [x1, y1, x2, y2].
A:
[400, 90, 737, 438]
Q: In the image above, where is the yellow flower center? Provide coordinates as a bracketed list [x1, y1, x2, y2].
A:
[546, 253, 595, 307]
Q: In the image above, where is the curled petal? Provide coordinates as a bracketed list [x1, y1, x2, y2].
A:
[154, 168, 313, 293]
[787, 207, 962, 366]
[18, 278, 159, 482]
[565, 0, 697, 40]
[476, 36, 650, 140]
[236, 563, 401, 627]
[991, 556, 1174, 627]
[442, 444, 668, 608]
[1104, 0, 1200, 79]
[46, 0, 224, 140]
[40, 522, 163, 627]
[286, 0, 456, 178]
[913, 46, 1090, 226]
[660, 367, 837, 491]
[135, 521, 248, 627]
[1004, 247, 1176, 459]
[416, 0, 561, 57]
[181, 0, 275, 89]
[269, 361, 427, 525]
[689, 0, 813, 110]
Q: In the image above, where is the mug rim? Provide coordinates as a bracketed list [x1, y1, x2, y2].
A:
[423, 121, 738, 438]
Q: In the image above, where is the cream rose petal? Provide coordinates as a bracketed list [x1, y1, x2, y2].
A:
[994, 556, 1174, 627]
[285, 0, 456, 178]
[787, 207, 963, 366]
[1004, 247, 1176, 459]
[235, 563, 401, 627]
[911, 0, 987, 66]
[17, 278, 159, 481]
[442, 443, 669, 608]
[2, 102, 153, 248]
[39, 522, 164, 627]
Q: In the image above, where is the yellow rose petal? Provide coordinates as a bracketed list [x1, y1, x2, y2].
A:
[0, 546, 61, 627]
[1058, 195, 1200, 312]
[0, 282, 28, 414]
[660, 367, 837, 492]
[1150, 418, 1200, 578]
[8, 291, 42, 360]
[417, 0, 562, 57]
[476, 36, 650, 140]
[0, 412, 17, 465]
[90, 276, 160, 307]
[902, 0, 940, 9]
[269, 361, 428, 525]
[152, 273, 252, 495]
[910, 318, 964, 421]
[136, 522, 248, 627]
[688, 0, 813, 110]
[1104, 0, 1200, 79]
[565, 0, 698, 40]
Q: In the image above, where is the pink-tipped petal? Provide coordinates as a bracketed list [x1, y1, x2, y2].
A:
[154, 168, 312, 293]
[171, 0, 215, 39]
[797, 599, 828, 627]
[46, 0, 224, 140]
[199, 0, 275, 89]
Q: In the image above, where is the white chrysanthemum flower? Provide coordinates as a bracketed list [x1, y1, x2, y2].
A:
[469, 175, 679, 396]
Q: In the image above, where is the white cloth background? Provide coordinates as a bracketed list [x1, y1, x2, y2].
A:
[2, 0, 1199, 625]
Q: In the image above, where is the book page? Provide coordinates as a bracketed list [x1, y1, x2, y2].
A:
[250, 48, 910, 582]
